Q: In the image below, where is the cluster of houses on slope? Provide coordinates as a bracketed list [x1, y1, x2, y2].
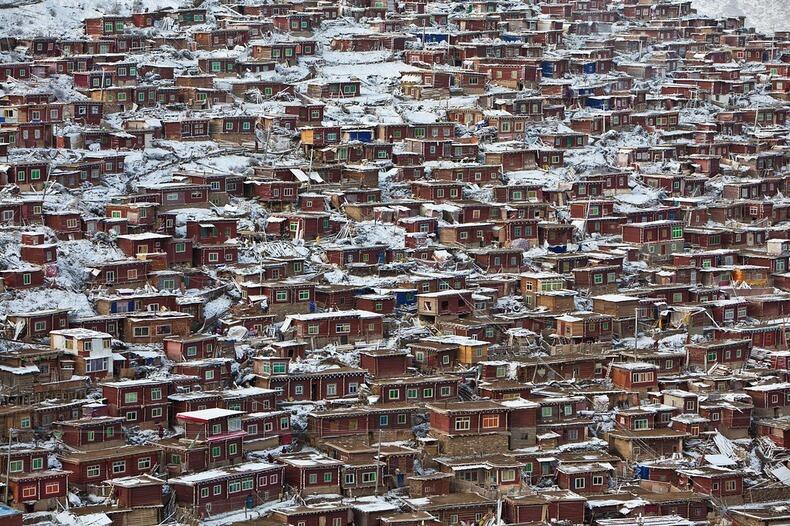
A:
[0, 0, 789, 526]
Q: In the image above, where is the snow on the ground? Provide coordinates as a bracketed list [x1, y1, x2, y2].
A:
[692, 0, 790, 34]
[0, 288, 94, 317]
[0, 0, 186, 38]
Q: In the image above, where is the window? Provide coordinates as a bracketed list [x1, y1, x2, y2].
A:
[228, 443, 238, 456]
[323, 472, 333, 483]
[200, 487, 209, 498]
[228, 481, 241, 493]
[112, 461, 126, 474]
[379, 415, 389, 426]
[32, 457, 43, 470]
[631, 371, 654, 383]
[125, 411, 137, 421]
[124, 392, 138, 404]
[138, 458, 151, 470]
[388, 389, 400, 400]
[44, 482, 60, 495]
[9, 460, 23, 473]
[21, 487, 36, 499]
[211, 446, 221, 458]
[87, 465, 100, 478]
[498, 468, 516, 482]
[593, 475, 604, 485]
[541, 407, 553, 418]
[213, 484, 222, 495]
[362, 472, 377, 483]
[151, 388, 162, 401]
[482, 415, 499, 428]
[574, 477, 585, 489]
[454, 417, 471, 431]
[327, 383, 337, 396]
[242, 478, 253, 490]
[345, 473, 355, 485]
[309, 474, 318, 484]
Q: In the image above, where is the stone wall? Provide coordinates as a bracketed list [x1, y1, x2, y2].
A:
[430, 431, 510, 456]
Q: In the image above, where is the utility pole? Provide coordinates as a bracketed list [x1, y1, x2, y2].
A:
[5, 429, 14, 505]
[634, 307, 639, 350]
[375, 428, 382, 496]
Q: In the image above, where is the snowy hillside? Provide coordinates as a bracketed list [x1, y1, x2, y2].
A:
[0, 0, 186, 37]
[691, 0, 790, 34]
